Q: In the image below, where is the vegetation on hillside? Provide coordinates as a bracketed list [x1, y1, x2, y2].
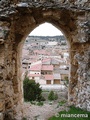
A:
[48, 91, 58, 101]
[23, 77, 45, 101]
[49, 106, 90, 120]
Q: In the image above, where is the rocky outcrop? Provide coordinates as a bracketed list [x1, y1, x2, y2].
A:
[0, 0, 90, 119]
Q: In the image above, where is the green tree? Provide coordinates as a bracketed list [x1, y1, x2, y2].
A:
[48, 91, 55, 101]
[23, 77, 43, 101]
[54, 93, 58, 100]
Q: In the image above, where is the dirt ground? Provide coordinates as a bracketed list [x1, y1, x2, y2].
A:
[15, 100, 69, 120]
[14, 89, 68, 120]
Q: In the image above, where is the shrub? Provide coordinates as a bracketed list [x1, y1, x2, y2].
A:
[30, 101, 36, 105]
[40, 96, 46, 101]
[37, 101, 43, 106]
[48, 91, 55, 101]
[54, 93, 58, 100]
[48, 91, 58, 101]
[23, 77, 44, 101]
[58, 100, 66, 106]
[22, 117, 27, 120]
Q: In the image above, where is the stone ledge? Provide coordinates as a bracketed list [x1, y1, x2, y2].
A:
[0, 0, 89, 19]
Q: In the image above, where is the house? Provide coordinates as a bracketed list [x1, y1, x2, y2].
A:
[59, 69, 69, 84]
[29, 63, 41, 73]
[22, 59, 31, 70]
[41, 65, 53, 75]
[27, 58, 69, 86]
[47, 41, 57, 46]
[53, 73, 61, 84]
[42, 58, 51, 65]
[34, 50, 50, 56]
[27, 63, 43, 84]
[28, 73, 41, 82]
[43, 74, 54, 84]
[51, 58, 60, 69]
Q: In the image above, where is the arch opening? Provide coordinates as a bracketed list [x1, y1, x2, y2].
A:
[1, 3, 90, 120]
[17, 22, 70, 119]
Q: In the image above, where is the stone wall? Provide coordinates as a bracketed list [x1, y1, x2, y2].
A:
[74, 49, 90, 111]
[0, 0, 90, 119]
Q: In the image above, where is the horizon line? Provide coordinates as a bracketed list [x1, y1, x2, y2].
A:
[28, 35, 64, 37]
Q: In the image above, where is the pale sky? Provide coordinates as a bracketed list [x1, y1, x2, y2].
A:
[29, 22, 63, 36]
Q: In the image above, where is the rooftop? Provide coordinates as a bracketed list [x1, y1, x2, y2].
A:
[28, 74, 41, 77]
[42, 65, 53, 71]
[30, 63, 42, 71]
[51, 59, 60, 65]
[43, 75, 54, 80]
[34, 50, 50, 55]
[42, 58, 51, 65]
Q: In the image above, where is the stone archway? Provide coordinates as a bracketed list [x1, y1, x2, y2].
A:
[0, 0, 90, 119]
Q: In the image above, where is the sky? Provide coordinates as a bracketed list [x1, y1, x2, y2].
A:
[29, 22, 63, 36]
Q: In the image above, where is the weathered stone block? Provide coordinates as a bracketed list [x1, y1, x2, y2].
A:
[0, 113, 3, 120]
[0, 100, 4, 112]
[0, 81, 4, 88]
[0, 93, 4, 99]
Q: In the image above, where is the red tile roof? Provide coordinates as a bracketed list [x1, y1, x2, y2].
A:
[42, 58, 51, 63]
[28, 74, 41, 77]
[30, 64, 42, 71]
[43, 75, 54, 80]
[34, 50, 50, 55]
[41, 65, 53, 71]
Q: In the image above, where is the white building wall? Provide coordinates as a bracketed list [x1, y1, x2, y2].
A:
[36, 79, 46, 85]
[28, 77, 46, 85]
[31, 60, 42, 66]
[30, 71, 40, 74]
[29, 76, 40, 80]
[51, 80, 54, 84]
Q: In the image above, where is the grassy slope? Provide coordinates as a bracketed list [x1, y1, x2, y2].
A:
[49, 106, 90, 120]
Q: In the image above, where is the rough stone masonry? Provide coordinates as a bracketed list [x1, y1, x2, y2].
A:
[0, 0, 90, 120]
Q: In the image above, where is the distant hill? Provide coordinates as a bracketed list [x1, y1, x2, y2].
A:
[25, 35, 66, 43]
